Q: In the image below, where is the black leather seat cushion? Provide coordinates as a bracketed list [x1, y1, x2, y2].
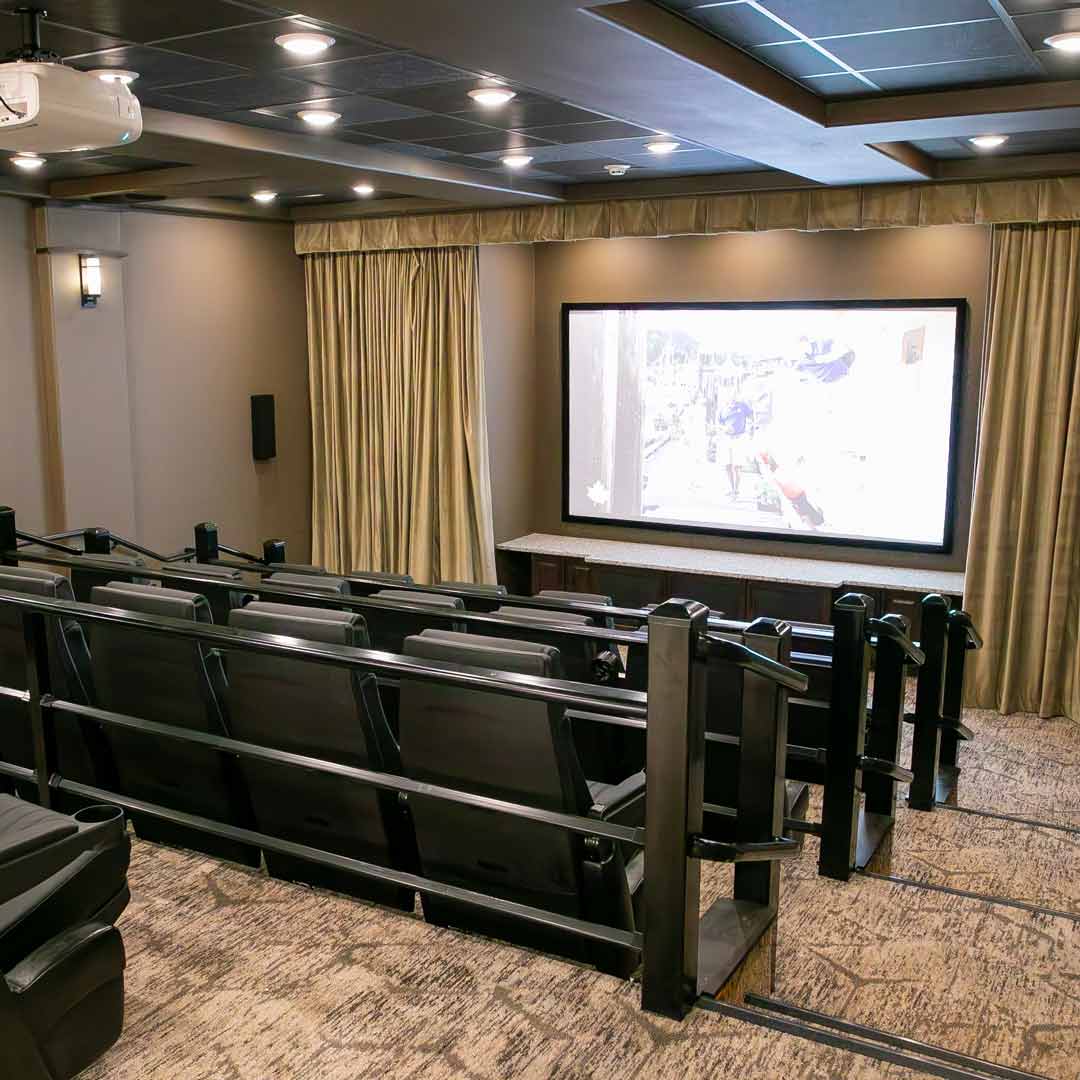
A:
[0, 798, 78, 865]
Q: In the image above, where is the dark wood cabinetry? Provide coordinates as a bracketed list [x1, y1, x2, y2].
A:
[747, 580, 832, 625]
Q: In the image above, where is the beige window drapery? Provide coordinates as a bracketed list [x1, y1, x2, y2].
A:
[303, 245, 496, 585]
[964, 222, 1080, 720]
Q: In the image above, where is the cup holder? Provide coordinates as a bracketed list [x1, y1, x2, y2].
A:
[73, 804, 125, 827]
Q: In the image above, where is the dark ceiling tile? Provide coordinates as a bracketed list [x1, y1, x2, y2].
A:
[693, 4, 796, 47]
[517, 119, 656, 142]
[869, 53, 1036, 90]
[290, 52, 472, 94]
[909, 137, 976, 159]
[823, 20, 1021, 70]
[67, 45, 245, 91]
[450, 99, 609, 131]
[154, 73, 341, 109]
[1014, 9, 1080, 51]
[415, 130, 552, 154]
[0, 0, 275, 43]
[754, 0, 997, 39]
[540, 157, 628, 177]
[154, 17, 391, 70]
[134, 90, 234, 116]
[254, 94, 428, 125]
[619, 147, 760, 171]
[1003, 0, 1080, 12]
[752, 41, 847, 78]
[0, 13, 124, 57]
[800, 72, 875, 97]
[485, 137, 646, 163]
[347, 114, 492, 142]
[1033, 46, 1080, 79]
[369, 76, 530, 112]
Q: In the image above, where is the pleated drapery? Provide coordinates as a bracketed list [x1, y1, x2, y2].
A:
[304, 246, 496, 585]
[964, 223, 1080, 719]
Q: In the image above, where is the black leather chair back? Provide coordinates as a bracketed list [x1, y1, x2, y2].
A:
[348, 570, 414, 586]
[225, 602, 413, 907]
[70, 553, 148, 603]
[267, 571, 350, 597]
[440, 581, 508, 598]
[365, 590, 466, 653]
[161, 562, 253, 625]
[399, 630, 598, 938]
[0, 568, 108, 796]
[88, 582, 258, 865]
[489, 606, 598, 682]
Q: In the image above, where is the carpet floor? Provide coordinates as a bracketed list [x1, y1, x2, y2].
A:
[81, 704, 1080, 1080]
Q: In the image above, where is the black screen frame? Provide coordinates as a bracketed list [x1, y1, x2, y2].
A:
[561, 298, 968, 555]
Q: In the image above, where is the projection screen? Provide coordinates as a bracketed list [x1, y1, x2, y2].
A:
[563, 301, 965, 552]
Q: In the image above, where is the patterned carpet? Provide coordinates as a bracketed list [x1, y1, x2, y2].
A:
[81, 705, 1080, 1080]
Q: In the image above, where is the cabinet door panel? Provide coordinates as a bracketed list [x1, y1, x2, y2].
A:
[531, 556, 565, 594]
[668, 573, 745, 619]
[747, 580, 831, 625]
[589, 564, 669, 608]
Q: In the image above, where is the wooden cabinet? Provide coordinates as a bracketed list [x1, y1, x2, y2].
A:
[530, 555, 566, 594]
[668, 572, 745, 620]
[590, 564, 669, 608]
[747, 580, 831, 625]
[881, 588, 949, 642]
[565, 560, 594, 594]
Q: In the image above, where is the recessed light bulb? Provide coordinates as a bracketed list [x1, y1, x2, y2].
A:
[90, 69, 138, 85]
[275, 31, 336, 56]
[969, 134, 1007, 150]
[605, 163, 630, 176]
[297, 109, 341, 128]
[502, 154, 533, 168]
[353, 183, 375, 196]
[1045, 31, 1080, 54]
[251, 190, 277, 203]
[11, 153, 45, 170]
[645, 139, 679, 155]
[468, 87, 516, 107]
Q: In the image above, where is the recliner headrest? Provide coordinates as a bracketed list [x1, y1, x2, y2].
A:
[0, 567, 74, 601]
[372, 589, 464, 610]
[229, 601, 369, 647]
[268, 561, 329, 574]
[267, 572, 349, 596]
[494, 605, 594, 627]
[536, 590, 613, 606]
[163, 563, 244, 582]
[91, 581, 212, 623]
[439, 581, 508, 597]
[349, 570, 415, 585]
[79, 553, 146, 567]
[404, 628, 559, 677]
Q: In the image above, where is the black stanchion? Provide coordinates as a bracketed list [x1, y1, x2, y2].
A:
[908, 595, 949, 811]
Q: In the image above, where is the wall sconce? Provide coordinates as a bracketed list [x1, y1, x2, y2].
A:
[79, 254, 102, 308]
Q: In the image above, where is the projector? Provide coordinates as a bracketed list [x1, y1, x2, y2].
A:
[0, 61, 142, 153]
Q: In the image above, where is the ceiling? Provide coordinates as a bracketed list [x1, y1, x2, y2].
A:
[3, 0, 1080, 218]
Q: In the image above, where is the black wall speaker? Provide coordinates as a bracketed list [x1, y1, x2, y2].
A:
[251, 394, 276, 461]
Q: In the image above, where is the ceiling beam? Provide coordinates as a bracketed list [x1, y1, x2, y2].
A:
[984, 0, 1045, 78]
[938, 149, 1080, 180]
[290, 197, 461, 221]
[868, 142, 938, 180]
[570, 168, 819, 202]
[48, 164, 263, 199]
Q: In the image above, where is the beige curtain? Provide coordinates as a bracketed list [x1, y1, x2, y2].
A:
[304, 245, 496, 585]
[964, 223, 1080, 719]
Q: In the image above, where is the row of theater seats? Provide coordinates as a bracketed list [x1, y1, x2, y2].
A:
[0, 795, 130, 1080]
[0, 566, 644, 977]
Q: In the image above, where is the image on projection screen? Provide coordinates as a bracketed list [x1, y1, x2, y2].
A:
[565, 303, 962, 548]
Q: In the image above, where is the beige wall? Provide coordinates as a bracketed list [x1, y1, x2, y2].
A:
[479, 244, 536, 543]
[0, 197, 48, 532]
[530, 225, 991, 570]
[122, 212, 311, 560]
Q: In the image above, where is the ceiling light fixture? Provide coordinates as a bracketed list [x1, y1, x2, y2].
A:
[90, 69, 139, 85]
[468, 87, 516, 107]
[10, 153, 45, 170]
[353, 183, 375, 196]
[605, 163, 631, 176]
[645, 138, 679, 155]
[1045, 31, 1080, 54]
[251, 190, 277, 203]
[274, 31, 336, 56]
[501, 154, 533, 168]
[969, 134, 1007, 150]
[297, 109, 341, 128]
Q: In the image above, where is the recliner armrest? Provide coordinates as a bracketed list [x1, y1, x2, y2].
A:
[588, 770, 646, 822]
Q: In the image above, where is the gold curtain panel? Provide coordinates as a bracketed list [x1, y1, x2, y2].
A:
[964, 222, 1080, 720]
[295, 177, 1080, 255]
[305, 246, 496, 584]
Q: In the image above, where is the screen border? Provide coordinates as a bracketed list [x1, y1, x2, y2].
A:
[561, 298, 968, 555]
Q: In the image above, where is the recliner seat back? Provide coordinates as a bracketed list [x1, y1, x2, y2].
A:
[365, 590, 467, 654]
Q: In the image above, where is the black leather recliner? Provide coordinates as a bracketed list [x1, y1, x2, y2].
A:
[161, 562, 254, 626]
[366, 590, 466, 653]
[399, 629, 644, 977]
[225, 601, 416, 909]
[267, 571, 350, 597]
[0, 567, 114, 802]
[348, 570, 415, 586]
[69, 553, 149, 604]
[0, 795, 129, 1080]
[439, 581, 508, 598]
[88, 582, 259, 866]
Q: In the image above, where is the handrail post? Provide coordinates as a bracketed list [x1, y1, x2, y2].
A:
[641, 598, 709, 1019]
[940, 611, 969, 771]
[0, 506, 16, 566]
[908, 595, 949, 810]
[818, 593, 871, 881]
[263, 538, 287, 564]
[736, 618, 791, 910]
[82, 527, 112, 556]
[864, 615, 908, 818]
[22, 610, 56, 807]
[194, 522, 219, 564]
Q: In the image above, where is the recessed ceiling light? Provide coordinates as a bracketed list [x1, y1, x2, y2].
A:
[274, 31, 336, 56]
[468, 87, 516, 107]
[11, 153, 45, 170]
[969, 134, 1007, 150]
[297, 109, 341, 128]
[1045, 31, 1080, 54]
[645, 139, 679, 155]
[605, 163, 631, 176]
[251, 190, 277, 203]
[353, 183, 375, 196]
[90, 69, 138, 85]
[502, 154, 533, 168]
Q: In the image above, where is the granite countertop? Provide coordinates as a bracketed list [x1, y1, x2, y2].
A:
[497, 533, 966, 595]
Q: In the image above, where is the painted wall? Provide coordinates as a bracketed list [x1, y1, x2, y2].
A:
[0, 197, 48, 532]
[530, 225, 991, 570]
[478, 244, 536, 544]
